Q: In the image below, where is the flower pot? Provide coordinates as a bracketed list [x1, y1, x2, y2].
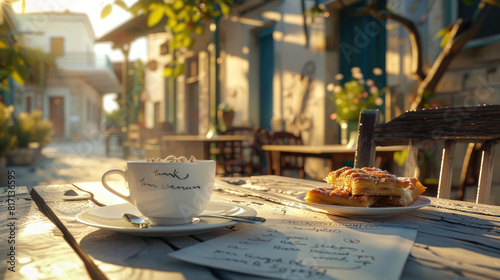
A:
[339, 120, 359, 146]
[6, 145, 42, 166]
[218, 110, 235, 128]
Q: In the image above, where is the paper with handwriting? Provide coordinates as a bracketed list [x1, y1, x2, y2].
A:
[169, 220, 417, 280]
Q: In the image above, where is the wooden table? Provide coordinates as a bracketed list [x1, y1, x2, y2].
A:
[2, 176, 500, 279]
[263, 144, 407, 175]
[160, 135, 248, 160]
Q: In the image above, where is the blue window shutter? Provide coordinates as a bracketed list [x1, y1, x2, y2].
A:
[258, 26, 274, 129]
[338, 1, 387, 88]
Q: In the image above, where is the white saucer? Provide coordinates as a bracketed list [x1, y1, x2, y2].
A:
[295, 194, 431, 218]
[76, 202, 257, 237]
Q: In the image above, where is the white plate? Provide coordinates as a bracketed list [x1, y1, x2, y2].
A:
[76, 202, 257, 237]
[295, 194, 431, 218]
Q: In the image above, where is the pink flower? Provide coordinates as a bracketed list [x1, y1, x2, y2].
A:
[354, 97, 360, 104]
[362, 92, 368, 98]
[330, 113, 337, 120]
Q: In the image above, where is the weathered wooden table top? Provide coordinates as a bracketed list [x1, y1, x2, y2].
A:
[2, 176, 499, 279]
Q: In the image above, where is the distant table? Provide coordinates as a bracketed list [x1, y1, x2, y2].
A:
[262, 144, 407, 175]
[160, 134, 248, 160]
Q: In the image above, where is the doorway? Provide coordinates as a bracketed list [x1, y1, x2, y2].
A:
[49, 97, 65, 138]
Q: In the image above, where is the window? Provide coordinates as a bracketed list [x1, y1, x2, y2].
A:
[50, 37, 65, 56]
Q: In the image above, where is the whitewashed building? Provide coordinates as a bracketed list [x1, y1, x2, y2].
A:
[14, 11, 120, 140]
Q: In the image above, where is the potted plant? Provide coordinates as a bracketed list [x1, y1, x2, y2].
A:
[217, 103, 235, 130]
[328, 67, 385, 146]
[7, 110, 53, 166]
[0, 104, 16, 183]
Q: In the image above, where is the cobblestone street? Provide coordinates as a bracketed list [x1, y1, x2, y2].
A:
[3, 139, 127, 189]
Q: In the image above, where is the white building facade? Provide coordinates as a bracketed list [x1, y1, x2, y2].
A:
[15, 11, 120, 140]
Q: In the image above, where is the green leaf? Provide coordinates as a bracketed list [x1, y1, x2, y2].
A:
[10, 70, 25, 85]
[163, 67, 173, 77]
[148, 5, 165, 27]
[191, 13, 201, 23]
[114, 0, 128, 11]
[172, 0, 184, 11]
[101, 4, 112, 19]
[167, 18, 178, 29]
[440, 32, 450, 48]
[194, 25, 203, 35]
[433, 27, 449, 39]
[173, 32, 186, 42]
[164, 5, 177, 19]
[220, 3, 231, 15]
[172, 22, 187, 33]
[173, 64, 185, 78]
[0, 38, 9, 49]
[182, 36, 194, 48]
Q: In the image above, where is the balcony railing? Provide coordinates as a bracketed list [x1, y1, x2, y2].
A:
[56, 52, 114, 72]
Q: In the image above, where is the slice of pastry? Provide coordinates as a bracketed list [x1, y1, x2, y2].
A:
[305, 187, 381, 208]
[324, 167, 405, 196]
[373, 177, 426, 207]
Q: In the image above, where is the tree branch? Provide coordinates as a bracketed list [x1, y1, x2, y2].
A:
[411, 1, 494, 110]
[369, 9, 426, 82]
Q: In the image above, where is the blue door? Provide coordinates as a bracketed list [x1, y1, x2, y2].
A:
[338, 1, 386, 87]
[258, 26, 274, 129]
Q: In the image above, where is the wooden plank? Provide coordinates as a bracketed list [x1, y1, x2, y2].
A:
[0, 186, 90, 279]
[374, 105, 500, 142]
[476, 140, 495, 204]
[213, 176, 500, 280]
[437, 140, 455, 199]
[21, 177, 500, 280]
[31, 184, 219, 280]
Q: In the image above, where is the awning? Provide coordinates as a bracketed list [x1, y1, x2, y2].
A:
[96, 14, 167, 47]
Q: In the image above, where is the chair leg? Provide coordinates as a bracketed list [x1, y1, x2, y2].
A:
[476, 141, 495, 204]
[458, 143, 476, 200]
[438, 140, 456, 199]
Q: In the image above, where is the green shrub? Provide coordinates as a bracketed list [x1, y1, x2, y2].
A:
[12, 110, 53, 148]
[0, 103, 15, 157]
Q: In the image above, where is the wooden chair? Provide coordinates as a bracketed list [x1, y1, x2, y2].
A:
[267, 131, 306, 179]
[354, 105, 500, 204]
[122, 123, 143, 159]
[217, 127, 270, 176]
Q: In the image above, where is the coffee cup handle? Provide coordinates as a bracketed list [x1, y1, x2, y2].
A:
[101, 169, 132, 204]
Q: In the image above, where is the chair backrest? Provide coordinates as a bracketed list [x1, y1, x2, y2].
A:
[217, 127, 270, 176]
[127, 124, 141, 143]
[268, 131, 305, 178]
[270, 131, 303, 146]
[354, 105, 500, 204]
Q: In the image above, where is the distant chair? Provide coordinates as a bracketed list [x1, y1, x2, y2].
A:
[217, 127, 270, 176]
[354, 105, 500, 204]
[267, 131, 305, 179]
[123, 123, 143, 159]
[123, 123, 161, 159]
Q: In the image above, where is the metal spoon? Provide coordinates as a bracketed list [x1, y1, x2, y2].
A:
[122, 213, 265, 228]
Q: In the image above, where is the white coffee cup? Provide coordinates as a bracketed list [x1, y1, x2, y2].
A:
[101, 160, 215, 225]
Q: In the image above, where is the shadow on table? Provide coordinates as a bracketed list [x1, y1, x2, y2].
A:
[79, 229, 215, 277]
